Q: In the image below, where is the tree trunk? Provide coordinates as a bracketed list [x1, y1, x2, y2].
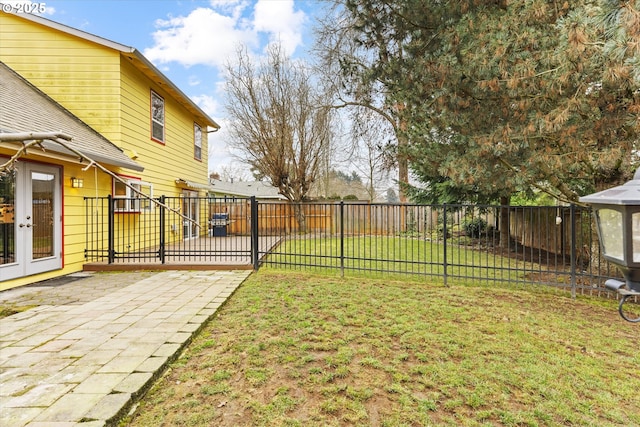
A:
[499, 196, 510, 250]
[294, 203, 307, 233]
[398, 130, 409, 203]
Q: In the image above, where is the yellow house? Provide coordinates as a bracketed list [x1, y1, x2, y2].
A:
[0, 11, 219, 289]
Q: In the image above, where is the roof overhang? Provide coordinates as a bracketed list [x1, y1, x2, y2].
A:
[122, 52, 220, 130]
[3, 10, 220, 130]
[46, 141, 145, 171]
[175, 178, 213, 191]
[0, 137, 144, 172]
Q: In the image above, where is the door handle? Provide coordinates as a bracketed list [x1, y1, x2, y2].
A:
[18, 223, 32, 228]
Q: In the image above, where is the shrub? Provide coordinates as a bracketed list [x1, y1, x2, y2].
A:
[463, 217, 487, 238]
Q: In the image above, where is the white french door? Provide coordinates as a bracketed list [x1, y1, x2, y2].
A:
[0, 162, 62, 281]
[182, 190, 199, 240]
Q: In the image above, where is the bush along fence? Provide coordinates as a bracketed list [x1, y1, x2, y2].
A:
[84, 196, 622, 298]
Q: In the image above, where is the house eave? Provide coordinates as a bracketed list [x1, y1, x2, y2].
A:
[175, 178, 213, 191]
[2, 10, 220, 130]
[122, 51, 220, 129]
[0, 139, 145, 172]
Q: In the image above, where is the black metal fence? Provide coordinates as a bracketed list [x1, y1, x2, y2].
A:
[257, 201, 620, 297]
[84, 195, 256, 265]
[84, 196, 620, 297]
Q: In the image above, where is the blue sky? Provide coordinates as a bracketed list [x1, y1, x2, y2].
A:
[7, 0, 323, 175]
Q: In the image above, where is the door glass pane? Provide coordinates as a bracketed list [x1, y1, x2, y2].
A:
[32, 171, 54, 259]
[0, 171, 16, 265]
[182, 192, 198, 239]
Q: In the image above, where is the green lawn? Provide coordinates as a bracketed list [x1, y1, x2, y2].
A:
[122, 270, 640, 427]
[265, 236, 561, 285]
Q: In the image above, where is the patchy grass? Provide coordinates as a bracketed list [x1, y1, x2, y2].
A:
[0, 305, 36, 319]
[123, 270, 640, 427]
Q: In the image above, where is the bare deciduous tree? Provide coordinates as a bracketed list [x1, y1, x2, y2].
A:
[212, 164, 251, 183]
[225, 44, 332, 230]
[312, 1, 409, 202]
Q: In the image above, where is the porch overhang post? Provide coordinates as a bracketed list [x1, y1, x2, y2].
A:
[108, 194, 115, 264]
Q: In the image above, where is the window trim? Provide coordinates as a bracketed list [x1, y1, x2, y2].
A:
[113, 176, 153, 213]
[150, 90, 165, 144]
[194, 122, 202, 161]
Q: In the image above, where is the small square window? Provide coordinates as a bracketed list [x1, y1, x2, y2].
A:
[151, 90, 165, 143]
[113, 177, 153, 213]
[194, 123, 202, 161]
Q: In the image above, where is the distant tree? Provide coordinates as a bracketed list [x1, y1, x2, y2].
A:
[313, 3, 409, 201]
[332, 169, 362, 184]
[386, 188, 399, 204]
[211, 164, 251, 183]
[312, 168, 370, 200]
[349, 107, 394, 201]
[225, 44, 333, 230]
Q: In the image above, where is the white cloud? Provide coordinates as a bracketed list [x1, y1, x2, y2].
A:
[141, 0, 308, 175]
[192, 94, 221, 118]
[208, 0, 249, 14]
[144, 6, 257, 68]
[143, 0, 307, 69]
[253, 0, 306, 55]
[207, 119, 242, 174]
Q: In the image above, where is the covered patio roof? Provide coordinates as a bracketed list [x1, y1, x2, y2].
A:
[0, 62, 143, 172]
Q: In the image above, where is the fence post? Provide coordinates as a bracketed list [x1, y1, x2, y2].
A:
[340, 201, 345, 277]
[570, 203, 577, 299]
[251, 196, 259, 270]
[83, 197, 89, 261]
[443, 204, 448, 287]
[107, 194, 115, 264]
[159, 195, 165, 264]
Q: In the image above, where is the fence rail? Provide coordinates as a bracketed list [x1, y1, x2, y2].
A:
[84, 195, 255, 265]
[84, 197, 622, 298]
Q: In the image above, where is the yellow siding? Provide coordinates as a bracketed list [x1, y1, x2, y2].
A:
[0, 151, 114, 291]
[120, 59, 209, 196]
[0, 13, 210, 195]
[1, 12, 213, 289]
[0, 13, 123, 142]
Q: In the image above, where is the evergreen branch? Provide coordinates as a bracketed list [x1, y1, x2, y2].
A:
[479, 66, 562, 84]
[496, 156, 579, 205]
[380, 0, 437, 32]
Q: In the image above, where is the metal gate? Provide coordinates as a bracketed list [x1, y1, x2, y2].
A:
[84, 196, 262, 267]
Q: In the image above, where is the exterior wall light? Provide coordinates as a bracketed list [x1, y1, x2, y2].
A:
[71, 177, 84, 188]
[580, 168, 640, 322]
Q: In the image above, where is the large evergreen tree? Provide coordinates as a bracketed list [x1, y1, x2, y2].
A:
[340, 0, 639, 204]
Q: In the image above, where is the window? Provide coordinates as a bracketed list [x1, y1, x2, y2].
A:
[113, 177, 153, 212]
[151, 90, 165, 143]
[194, 123, 202, 161]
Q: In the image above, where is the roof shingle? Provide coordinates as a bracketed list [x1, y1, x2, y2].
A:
[0, 62, 144, 171]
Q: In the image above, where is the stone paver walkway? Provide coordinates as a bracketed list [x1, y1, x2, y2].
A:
[0, 270, 251, 427]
